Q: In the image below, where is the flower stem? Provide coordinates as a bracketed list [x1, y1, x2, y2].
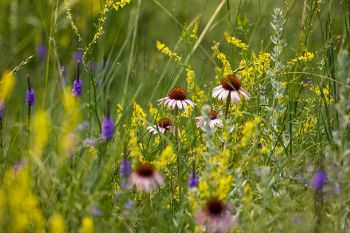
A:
[225, 92, 231, 119]
[27, 105, 31, 135]
[0, 119, 2, 156]
[174, 108, 182, 199]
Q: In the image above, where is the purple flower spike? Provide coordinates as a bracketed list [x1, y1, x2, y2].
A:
[120, 159, 132, 178]
[0, 100, 5, 120]
[124, 200, 134, 210]
[26, 88, 35, 106]
[72, 79, 82, 97]
[102, 117, 115, 141]
[188, 171, 199, 188]
[74, 51, 83, 63]
[312, 170, 327, 190]
[36, 44, 47, 59]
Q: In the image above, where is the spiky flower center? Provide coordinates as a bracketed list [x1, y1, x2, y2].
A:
[136, 163, 155, 177]
[157, 118, 172, 128]
[209, 111, 218, 120]
[206, 198, 225, 216]
[168, 87, 187, 100]
[221, 75, 241, 91]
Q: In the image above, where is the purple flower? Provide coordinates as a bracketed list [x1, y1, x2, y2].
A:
[0, 100, 5, 120]
[124, 200, 134, 210]
[74, 51, 83, 63]
[188, 171, 199, 188]
[83, 138, 97, 146]
[101, 116, 115, 141]
[36, 44, 46, 59]
[120, 159, 132, 178]
[311, 170, 327, 190]
[25, 88, 35, 106]
[89, 207, 103, 217]
[72, 79, 82, 97]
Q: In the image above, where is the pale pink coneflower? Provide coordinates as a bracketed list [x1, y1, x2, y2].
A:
[147, 118, 176, 136]
[212, 74, 250, 104]
[196, 110, 223, 129]
[158, 87, 195, 110]
[128, 162, 164, 192]
[195, 198, 238, 233]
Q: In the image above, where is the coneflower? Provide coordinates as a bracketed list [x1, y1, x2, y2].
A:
[195, 197, 238, 233]
[72, 62, 82, 97]
[196, 110, 223, 129]
[128, 162, 164, 192]
[212, 74, 250, 118]
[147, 118, 176, 136]
[158, 87, 195, 110]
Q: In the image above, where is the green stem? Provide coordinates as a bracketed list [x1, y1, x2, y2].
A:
[225, 93, 231, 120]
[174, 108, 181, 199]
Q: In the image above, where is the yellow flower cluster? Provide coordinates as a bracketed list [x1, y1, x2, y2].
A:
[113, 0, 132, 10]
[80, 217, 94, 233]
[212, 42, 232, 77]
[288, 51, 315, 66]
[31, 110, 51, 161]
[155, 144, 176, 169]
[148, 103, 159, 120]
[0, 70, 16, 101]
[129, 102, 147, 161]
[224, 32, 248, 50]
[295, 116, 317, 138]
[240, 117, 261, 148]
[304, 84, 333, 102]
[50, 214, 66, 233]
[190, 20, 199, 40]
[254, 52, 271, 74]
[0, 168, 45, 233]
[156, 41, 182, 62]
[59, 87, 81, 157]
[185, 67, 207, 105]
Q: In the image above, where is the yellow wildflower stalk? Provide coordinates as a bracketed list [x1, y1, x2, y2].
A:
[224, 32, 248, 50]
[0, 70, 16, 101]
[212, 42, 232, 77]
[113, 0, 132, 10]
[288, 50, 315, 66]
[80, 217, 94, 233]
[31, 110, 51, 162]
[156, 41, 182, 62]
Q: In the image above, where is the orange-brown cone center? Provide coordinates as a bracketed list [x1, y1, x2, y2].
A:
[136, 163, 155, 177]
[206, 198, 225, 216]
[209, 111, 218, 120]
[157, 118, 172, 128]
[168, 87, 187, 100]
[221, 75, 241, 91]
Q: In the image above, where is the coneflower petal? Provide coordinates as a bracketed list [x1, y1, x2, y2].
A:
[177, 100, 183, 109]
[231, 91, 240, 103]
[182, 100, 188, 109]
[185, 100, 196, 107]
[212, 88, 222, 98]
[239, 88, 251, 99]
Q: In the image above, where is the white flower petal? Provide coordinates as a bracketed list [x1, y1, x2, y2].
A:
[239, 88, 251, 99]
[177, 100, 183, 109]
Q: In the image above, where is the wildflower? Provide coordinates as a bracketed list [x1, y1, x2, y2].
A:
[158, 87, 195, 110]
[0, 100, 4, 120]
[124, 200, 134, 210]
[260, 86, 267, 95]
[49, 214, 66, 233]
[74, 51, 83, 63]
[80, 217, 94, 233]
[156, 144, 176, 168]
[196, 110, 223, 129]
[147, 118, 176, 135]
[156, 41, 182, 62]
[36, 44, 47, 59]
[101, 116, 115, 141]
[0, 70, 16, 101]
[26, 88, 35, 106]
[89, 207, 102, 217]
[212, 74, 250, 104]
[195, 198, 238, 233]
[73, 63, 82, 97]
[128, 162, 164, 192]
[120, 159, 132, 178]
[113, 0, 132, 11]
[188, 171, 199, 188]
[224, 32, 248, 50]
[77, 121, 90, 131]
[311, 170, 327, 190]
[83, 138, 96, 147]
